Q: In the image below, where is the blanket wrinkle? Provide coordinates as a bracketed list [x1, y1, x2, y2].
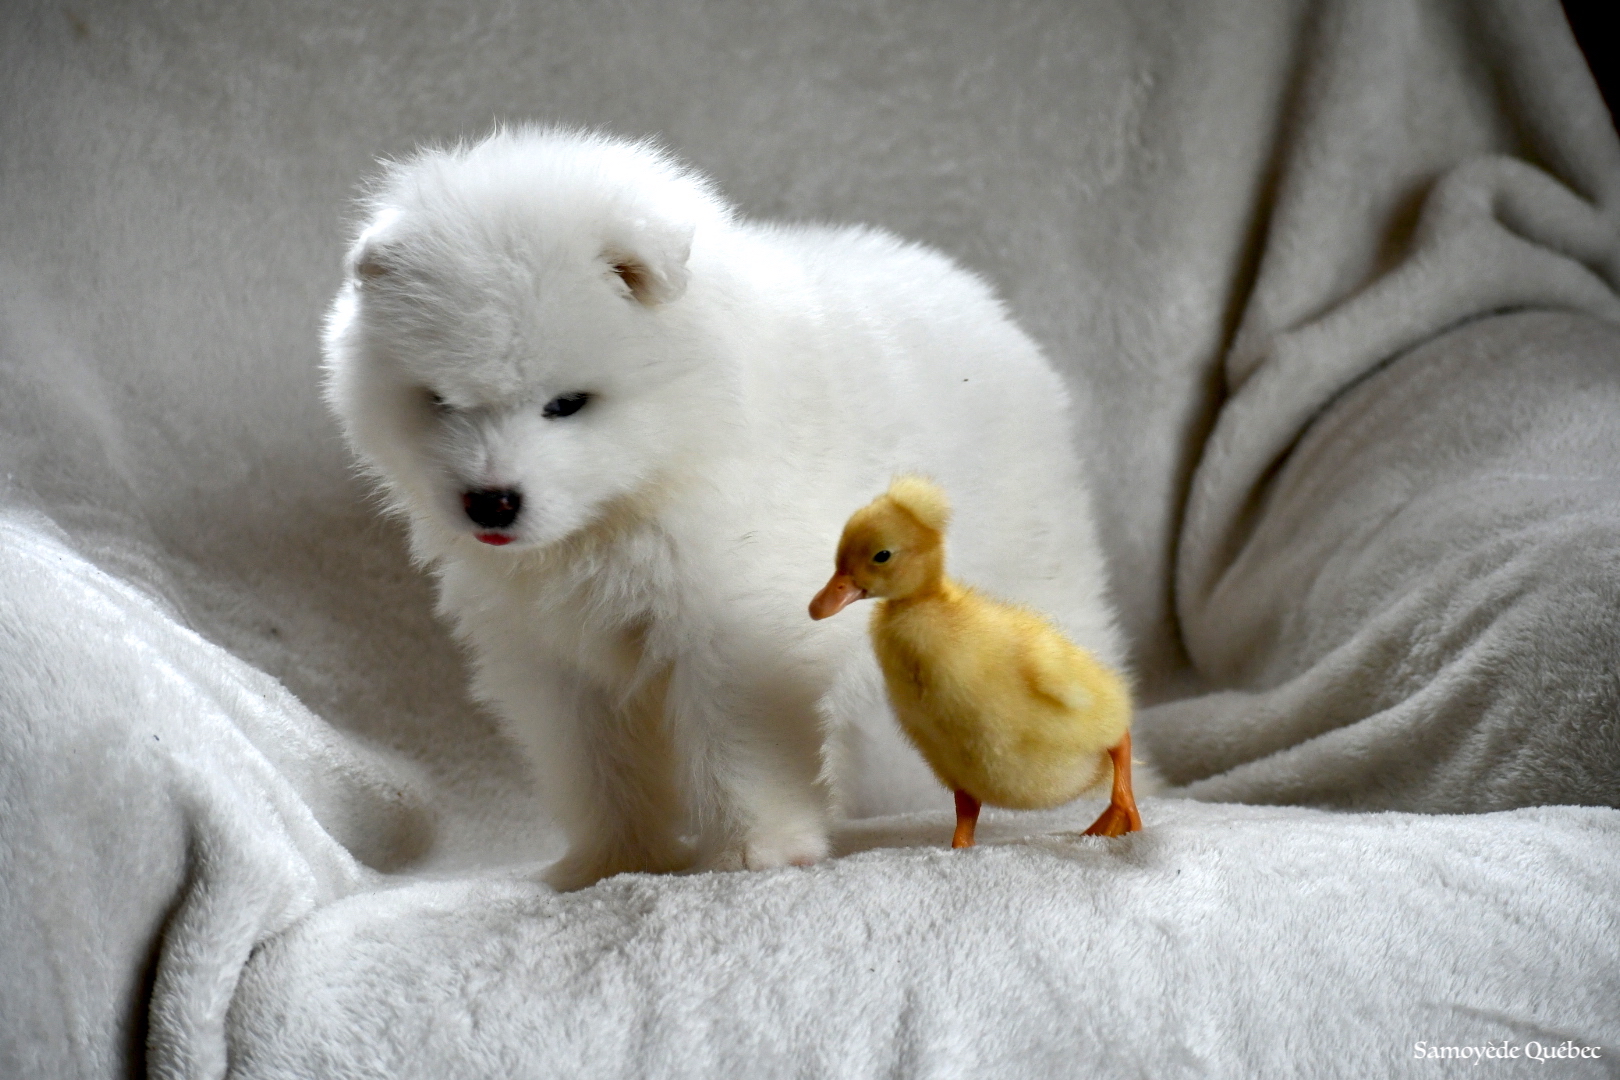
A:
[146, 777, 334, 1080]
[1186, 157, 1620, 615]
[0, 511, 429, 1078]
[1150, 311, 1620, 809]
[4, 0, 1620, 1076]
[224, 801, 1620, 1080]
[1150, 0, 1620, 695]
[1146, 0, 1620, 811]
[1186, 0, 1620, 618]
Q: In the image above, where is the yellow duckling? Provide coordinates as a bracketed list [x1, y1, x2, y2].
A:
[809, 476, 1141, 847]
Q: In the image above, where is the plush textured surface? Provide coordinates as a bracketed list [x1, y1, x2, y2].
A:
[229, 800, 1620, 1080]
[3, 0, 1619, 1077]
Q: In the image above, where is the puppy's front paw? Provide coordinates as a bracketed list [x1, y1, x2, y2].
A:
[542, 839, 694, 892]
[740, 824, 831, 871]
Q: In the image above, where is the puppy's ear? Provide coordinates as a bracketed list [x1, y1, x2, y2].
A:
[603, 218, 693, 307]
[347, 208, 403, 283]
[352, 250, 391, 280]
[348, 236, 396, 283]
[606, 254, 668, 305]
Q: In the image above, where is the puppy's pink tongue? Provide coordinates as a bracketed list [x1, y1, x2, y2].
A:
[475, 533, 514, 546]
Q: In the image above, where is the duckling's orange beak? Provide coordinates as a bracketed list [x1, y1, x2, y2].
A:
[809, 572, 866, 620]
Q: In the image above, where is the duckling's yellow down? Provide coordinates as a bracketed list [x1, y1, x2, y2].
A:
[873, 580, 1131, 809]
[809, 475, 1134, 819]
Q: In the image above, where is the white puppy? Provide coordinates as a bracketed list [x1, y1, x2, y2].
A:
[324, 127, 1123, 890]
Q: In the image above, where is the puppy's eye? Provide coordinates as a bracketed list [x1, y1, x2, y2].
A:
[543, 392, 590, 419]
[873, 550, 892, 563]
[427, 392, 454, 415]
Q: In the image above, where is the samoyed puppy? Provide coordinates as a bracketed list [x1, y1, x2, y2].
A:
[324, 127, 1123, 890]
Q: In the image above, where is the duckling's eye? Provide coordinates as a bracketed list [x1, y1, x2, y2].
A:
[543, 392, 591, 419]
[873, 550, 892, 563]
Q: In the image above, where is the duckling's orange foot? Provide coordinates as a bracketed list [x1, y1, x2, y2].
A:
[1081, 801, 1140, 837]
[951, 789, 980, 848]
[1081, 733, 1144, 837]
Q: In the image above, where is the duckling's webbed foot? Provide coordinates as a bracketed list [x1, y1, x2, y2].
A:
[951, 789, 980, 848]
[1081, 732, 1143, 838]
[1081, 802, 1137, 838]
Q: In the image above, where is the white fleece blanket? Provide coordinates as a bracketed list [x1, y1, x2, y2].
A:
[3, 0, 1619, 1077]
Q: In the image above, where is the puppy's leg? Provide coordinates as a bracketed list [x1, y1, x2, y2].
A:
[479, 660, 690, 891]
[668, 666, 832, 872]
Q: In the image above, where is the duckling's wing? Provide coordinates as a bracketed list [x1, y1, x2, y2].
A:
[1018, 633, 1096, 714]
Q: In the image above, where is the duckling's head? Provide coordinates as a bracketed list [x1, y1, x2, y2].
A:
[809, 475, 950, 620]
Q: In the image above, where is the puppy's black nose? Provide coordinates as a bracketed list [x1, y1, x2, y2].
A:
[462, 488, 522, 529]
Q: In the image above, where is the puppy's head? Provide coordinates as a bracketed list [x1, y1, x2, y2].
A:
[323, 127, 732, 558]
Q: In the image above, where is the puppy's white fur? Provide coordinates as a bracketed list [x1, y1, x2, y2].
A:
[324, 127, 1123, 889]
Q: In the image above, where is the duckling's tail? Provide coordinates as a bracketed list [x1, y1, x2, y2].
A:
[1077, 745, 1163, 798]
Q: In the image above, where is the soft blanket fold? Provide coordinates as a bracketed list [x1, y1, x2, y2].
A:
[1139, 0, 1620, 808]
[228, 801, 1620, 1080]
[2, 0, 1618, 1077]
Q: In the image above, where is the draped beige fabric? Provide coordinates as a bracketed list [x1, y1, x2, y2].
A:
[3, 2, 1617, 1076]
